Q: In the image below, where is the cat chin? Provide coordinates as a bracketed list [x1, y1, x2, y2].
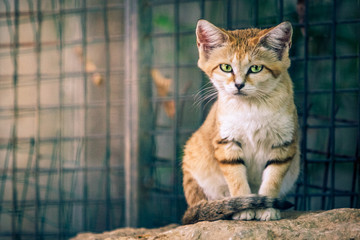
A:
[234, 92, 247, 96]
[222, 89, 248, 97]
[225, 91, 250, 98]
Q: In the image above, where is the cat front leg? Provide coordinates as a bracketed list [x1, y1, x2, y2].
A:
[256, 137, 298, 220]
[213, 138, 254, 220]
[218, 162, 251, 196]
[259, 135, 298, 197]
[213, 138, 251, 196]
[255, 160, 292, 221]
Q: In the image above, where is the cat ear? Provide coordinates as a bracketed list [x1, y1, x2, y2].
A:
[196, 20, 228, 56]
[258, 22, 293, 59]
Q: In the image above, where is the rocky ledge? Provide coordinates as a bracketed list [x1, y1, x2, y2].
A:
[71, 208, 360, 240]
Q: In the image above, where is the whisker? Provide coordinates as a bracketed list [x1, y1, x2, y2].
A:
[194, 84, 215, 99]
[194, 93, 216, 108]
[195, 88, 217, 102]
[194, 88, 215, 101]
[194, 82, 214, 99]
[193, 84, 218, 109]
[201, 92, 218, 110]
[195, 92, 218, 110]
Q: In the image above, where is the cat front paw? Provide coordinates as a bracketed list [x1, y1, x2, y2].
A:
[255, 208, 280, 221]
[232, 209, 255, 221]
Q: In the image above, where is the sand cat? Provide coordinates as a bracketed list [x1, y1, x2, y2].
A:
[182, 20, 300, 224]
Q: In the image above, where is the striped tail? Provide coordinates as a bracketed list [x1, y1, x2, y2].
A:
[182, 196, 293, 225]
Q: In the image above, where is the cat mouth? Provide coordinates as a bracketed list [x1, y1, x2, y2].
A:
[234, 91, 247, 96]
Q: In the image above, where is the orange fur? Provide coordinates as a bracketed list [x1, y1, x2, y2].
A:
[182, 20, 300, 222]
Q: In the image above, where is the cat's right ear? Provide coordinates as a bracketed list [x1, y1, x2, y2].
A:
[196, 20, 228, 57]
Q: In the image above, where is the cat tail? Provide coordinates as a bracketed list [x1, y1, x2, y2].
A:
[182, 195, 293, 225]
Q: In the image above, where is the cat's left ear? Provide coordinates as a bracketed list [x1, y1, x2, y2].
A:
[257, 22, 293, 59]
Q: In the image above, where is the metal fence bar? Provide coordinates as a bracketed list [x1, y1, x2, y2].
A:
[226, 0, 232, 29]
[18, 139, 34, 232]
[40, 137, 58, 235]
[173, 0, 180, 222]
[0, 166, 124, 175]
[1, 198, 125, 206]
[81, 0, 89, 232]
[329, 0, 337, 209]
[0, 37, 125, 59]
[253, 0, 259, 26]
[124, 0, 139, 227]
[199, 0, 207, 123]
[301, 0, 310, 211]
[64, 139, 82, 231]
[0, 130, 12, 224]
[58, 0, 65, 238]
[103, 0, 112, 229]
[0, 72, 125, 89]
[278, 0, 284, 22]
[11, 0, 20, 238]
[102, 0, 112, 230]
[0, 4, 125, 20]
[321, 131, 330, 209]
[35, 0, 42, 238]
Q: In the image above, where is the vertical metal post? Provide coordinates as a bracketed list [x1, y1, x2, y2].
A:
[173, 0, 181, 222]
[125, 0, 139, 228]
[253, 0, 259, 26]
[102, 0, 112, 230]
[302, 0, 309, 211]
[199, 0, 208, 123]
[35, 0, 42, 238]
[200, 0, 205, 19]
[226, 0, 232, 29]
[11, 0, 20, 238]
[278, 0, 284, 22]
[58, 0, 64, 238]
[34, 0, 42, 239]
[350, 43, 360, 207]
[329, 0, 337, 209]
[81, 0, 88, 232]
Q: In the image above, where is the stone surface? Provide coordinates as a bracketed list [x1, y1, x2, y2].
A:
[71, 208, 360, 240]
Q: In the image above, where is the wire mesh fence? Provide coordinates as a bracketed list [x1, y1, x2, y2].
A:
[0, 0, 359, 239]
[0, 0, 127, 239]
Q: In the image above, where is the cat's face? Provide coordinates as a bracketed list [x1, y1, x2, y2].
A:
[196, 20, 292, 99]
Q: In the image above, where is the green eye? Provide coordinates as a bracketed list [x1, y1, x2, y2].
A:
[220, 64, 233, 73]
[249, 65, 263, 73]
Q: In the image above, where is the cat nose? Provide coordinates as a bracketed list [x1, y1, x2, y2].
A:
[235, 83, 245, 90]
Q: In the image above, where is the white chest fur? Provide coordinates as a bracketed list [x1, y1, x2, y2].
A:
[217, 97, 295, 192]
[218, 98, 294, 158]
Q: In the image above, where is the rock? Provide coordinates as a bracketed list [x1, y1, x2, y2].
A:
[70, 224, 179, 240]
[71, 208, 360, 240]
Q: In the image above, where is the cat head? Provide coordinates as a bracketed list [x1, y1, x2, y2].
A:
[196, 20, 292, 99]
